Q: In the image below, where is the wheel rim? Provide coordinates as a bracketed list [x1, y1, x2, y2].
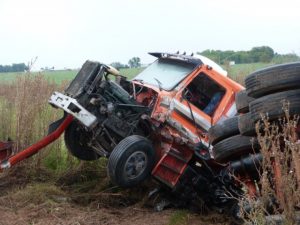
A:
[124, 151, 147, 180]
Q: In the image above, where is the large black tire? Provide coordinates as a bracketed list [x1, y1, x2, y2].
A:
[64, 121, 100, 161]
[208, 116, 239, 145]
[238, 112, 256, 136]
[235, 90, 254, 113]
[249, 89, 300, 123]
[212, 135, 259, 163]
[245, 62, 300, 98]
[107, 135, 155, 188]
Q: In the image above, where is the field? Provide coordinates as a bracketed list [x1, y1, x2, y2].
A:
[0, 61, 298, 225]
[0, 62, 271, 84]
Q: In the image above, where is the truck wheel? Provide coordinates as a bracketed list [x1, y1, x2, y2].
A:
[212, 135, 260, 163]
[238, 112, 257, 136]
[208, 116, 239, 145]
[64, 121, 100, 161]
[245, 62, 300, 98]
[250, 89, 300, 123]
[235, 90, 254, 113]
[108, 135, 155, 188]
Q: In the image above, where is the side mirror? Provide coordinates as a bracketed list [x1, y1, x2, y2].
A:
[182, 88, 193, 101]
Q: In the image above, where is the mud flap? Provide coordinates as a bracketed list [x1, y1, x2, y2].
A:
[48, 113, 68, 135]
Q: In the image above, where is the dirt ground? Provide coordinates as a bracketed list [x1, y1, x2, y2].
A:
[0, 166, 230, 225]
[0, 203, 231, 225]
[0, 204, 173, 225]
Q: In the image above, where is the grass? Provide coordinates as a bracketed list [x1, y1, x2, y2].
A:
[0, 60, 297, 85]
[168, 210, 189, 225]
[0, 67, 144, 84]
[120, 67, 144, 79]
[225, 62, 273, 85]
[0, 74, 82, 175]
[1, 182, 66, 206]
[0, 70, 77, 84]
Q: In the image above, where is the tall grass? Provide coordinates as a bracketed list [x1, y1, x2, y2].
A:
[241, 106, 300, 224]
[0, 74, 73, 173]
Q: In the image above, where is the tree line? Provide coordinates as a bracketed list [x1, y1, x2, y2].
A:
[199, 46, 300, 64]
[112, 46, 299, 69]
[0, 63, 28, 73]
[111, 57, 141, 69]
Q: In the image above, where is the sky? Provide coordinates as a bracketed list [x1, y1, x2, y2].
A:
[0, 0, 299, 70]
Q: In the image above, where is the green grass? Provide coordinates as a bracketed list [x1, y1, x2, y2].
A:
[0, 68, 143, 84]
[119, 67, 144, 79]
[226, 62, 273, 77]
[41, 70, 78, 83]
[225, 62, 273, 85]
[0, 61, 291, 86]
[0, 71, 25, 82]
[168, 210, 189, 225]
[0, 70, 77, 84]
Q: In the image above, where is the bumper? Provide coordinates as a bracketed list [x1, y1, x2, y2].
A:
[49, 92, 97, 128]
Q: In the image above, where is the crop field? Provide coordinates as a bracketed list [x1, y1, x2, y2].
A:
[0, 63, 271, 85]
[0, 67, 143, 84]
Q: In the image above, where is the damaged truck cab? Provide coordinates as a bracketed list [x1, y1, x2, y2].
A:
[133, 53, 243, 189]
[0, 52, 245, 212]
[48, 52, 243, 196]
[2, 53, 299, 219]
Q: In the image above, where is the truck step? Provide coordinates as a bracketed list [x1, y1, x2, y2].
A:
[152, 147, 193, 187]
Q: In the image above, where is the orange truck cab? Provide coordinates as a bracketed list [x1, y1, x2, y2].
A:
[129, 52, 243, 187]
[133, 53, 243, 146]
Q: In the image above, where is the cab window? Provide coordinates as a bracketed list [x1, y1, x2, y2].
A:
[184, 73, 225, 116]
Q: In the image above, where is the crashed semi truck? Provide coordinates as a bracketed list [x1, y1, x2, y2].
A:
[1, 52, 300, 218]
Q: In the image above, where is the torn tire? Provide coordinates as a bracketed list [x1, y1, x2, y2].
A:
[64, 121, 100, 161]
[212, 135, 259, 163]
[108, 135, 155, 188]
[208, 116, 239, 145]
[245, 62, 300, 98]
[249, 89, 300, 123]
[235, 90, 254, 113]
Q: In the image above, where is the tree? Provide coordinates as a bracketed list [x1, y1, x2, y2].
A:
[128, 57, 141, 68]
[199, 46, 275, 64]
[110, 62, 129, 70]
[0, 63, 28, 72]
[249, 46, 274, 63]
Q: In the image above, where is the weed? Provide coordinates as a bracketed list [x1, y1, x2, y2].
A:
[0, 74, 77, 175]
[240, 104, 300, 224]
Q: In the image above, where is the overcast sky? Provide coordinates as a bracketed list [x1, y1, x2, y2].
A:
[0, 0, 299, 70]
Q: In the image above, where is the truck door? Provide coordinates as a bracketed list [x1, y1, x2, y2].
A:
[170, 71, 229, 144]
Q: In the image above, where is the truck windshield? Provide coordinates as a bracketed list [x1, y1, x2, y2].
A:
[133, 58, 196, 90]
